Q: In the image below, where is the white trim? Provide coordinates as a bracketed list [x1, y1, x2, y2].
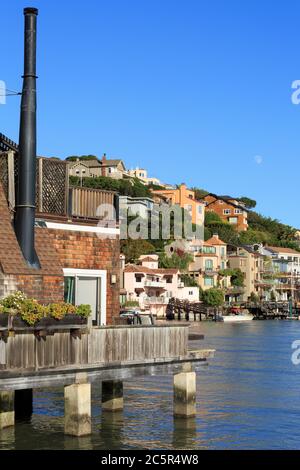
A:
[45, 221, 119, 235]
[63, 268, 107, 325]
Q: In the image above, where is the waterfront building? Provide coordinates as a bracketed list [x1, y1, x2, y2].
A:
[258, 245, 300, 301]
[188, 234, 231, 292]
[202, 193, 248, 231]
[0, 135, 120, 325]
[123, 255, 199, 316]
[227, 245, 264, 301]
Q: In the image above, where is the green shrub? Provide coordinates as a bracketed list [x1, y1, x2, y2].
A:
[75, 304, 92, 318]
[124, 301, 140, 308]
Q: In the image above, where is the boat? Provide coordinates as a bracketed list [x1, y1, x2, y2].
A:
[221, 313, 254, 322]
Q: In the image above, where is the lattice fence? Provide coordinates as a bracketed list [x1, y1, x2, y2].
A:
[0, 152, 68, 216]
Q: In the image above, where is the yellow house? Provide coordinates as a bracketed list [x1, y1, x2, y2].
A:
[151, 184, 205, 226]
[188, 234, 229, 290]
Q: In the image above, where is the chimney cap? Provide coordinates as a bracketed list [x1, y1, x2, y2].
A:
[24, 7, 38, 15]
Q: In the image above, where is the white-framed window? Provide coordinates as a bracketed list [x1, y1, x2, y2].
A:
[63, 268, 107, 326]
[219, 200, 224, 204]
[234, 209, 242, 214]
[204, 277, 214, 287]
[223, 209, 231, 215]
[229, 217, 238, 224]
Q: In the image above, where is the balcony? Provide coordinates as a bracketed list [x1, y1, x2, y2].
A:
[144, 296, 169, 305]
[144, 280, 166, 288]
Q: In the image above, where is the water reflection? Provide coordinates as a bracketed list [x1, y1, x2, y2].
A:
[172, 417, 197, 449]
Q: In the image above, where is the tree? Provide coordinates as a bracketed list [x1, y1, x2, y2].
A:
[219, 268, 245, 287]
[159, 252, 193, 270]
[121, 239, 155, 263]
[191, 187, 209, 200]
[66, 155, 98, 161]
[202, 288, 224, 307]
[180, 274, 198, 287]
[238, 197, 257, 209]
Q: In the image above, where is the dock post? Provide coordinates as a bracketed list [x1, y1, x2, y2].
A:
[64, 383, 91, 437]
[0, 391, 15, 429]
[173, 371, 196, 418]
[102, 381, 123, 412]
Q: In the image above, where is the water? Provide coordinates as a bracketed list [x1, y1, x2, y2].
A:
[1, 321, 300, 450]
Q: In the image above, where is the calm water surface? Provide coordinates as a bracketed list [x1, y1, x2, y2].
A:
[1, 321, 300, 450]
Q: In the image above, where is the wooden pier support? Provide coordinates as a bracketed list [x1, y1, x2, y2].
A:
[173, 372, 196, 418]
[0, 391, 15, 429]
[64, 383, 91, 437]
[102, 380, 124, 412]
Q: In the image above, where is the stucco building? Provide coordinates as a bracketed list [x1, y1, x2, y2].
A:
[203, 193, 248, 231]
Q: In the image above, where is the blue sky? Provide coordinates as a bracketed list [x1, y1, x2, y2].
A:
[1, 0, 300, 227]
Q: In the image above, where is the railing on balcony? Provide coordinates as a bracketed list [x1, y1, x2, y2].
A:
[0, 152, 118, 223]
[144, 280, 166, 288]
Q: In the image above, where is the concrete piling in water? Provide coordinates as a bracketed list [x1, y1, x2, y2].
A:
[64, 383, 91, 437]
[102, 381, 124, 412]
[0, 391, 15, 429]
[173, 372, 197, 418]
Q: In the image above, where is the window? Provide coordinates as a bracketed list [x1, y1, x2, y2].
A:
[205, 259, 213, 271]
[202, 246, 216, 254]
[135, 274, 143, 283]
[229, 217, 238, 224]
[223, 209, 231, 215]
[64, 277, 75, 304]
[219, 200, 224, 204]
[234, 209, 242, 214]
[221, 247, 225, 256]
[204, 277, 214, 287]
[187, 205, 192, 212]
[63, 269, 107, 326]
[198, 206, 203, 214]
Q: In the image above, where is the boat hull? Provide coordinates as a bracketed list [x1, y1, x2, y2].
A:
[222, 314, 254, 323]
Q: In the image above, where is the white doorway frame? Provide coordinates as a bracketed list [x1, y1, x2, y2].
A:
[63, 268, 107, 325]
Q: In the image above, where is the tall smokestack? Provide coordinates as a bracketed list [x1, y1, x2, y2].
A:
[15, 7, 39, 268]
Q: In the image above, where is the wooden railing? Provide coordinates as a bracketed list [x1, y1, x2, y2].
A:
[0, 324, 189, 371]
[69, 186, 116, 222]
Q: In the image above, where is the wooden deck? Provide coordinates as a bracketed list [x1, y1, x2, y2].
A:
[0, 324, 214, 391]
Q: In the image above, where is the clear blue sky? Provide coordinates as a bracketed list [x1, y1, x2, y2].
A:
[1, 0, 300, 227]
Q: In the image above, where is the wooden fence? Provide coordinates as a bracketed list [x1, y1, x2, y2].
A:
[0, 152, 117, 222]
[0, 324, 189, 371]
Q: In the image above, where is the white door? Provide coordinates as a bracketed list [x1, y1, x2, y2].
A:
[76, 276, 99, 324]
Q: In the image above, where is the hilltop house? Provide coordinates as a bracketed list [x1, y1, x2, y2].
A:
[68, 158, 102, 178]
[127, 167, 162, 186]
[203, 193, 248, 231]
[100, 154, 127, 179]
[151, 184, 205, 226]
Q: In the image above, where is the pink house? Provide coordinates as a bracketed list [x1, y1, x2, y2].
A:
[124, 255, 199, 316]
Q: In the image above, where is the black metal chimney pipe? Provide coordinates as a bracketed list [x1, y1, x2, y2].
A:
[15, 7, 40, 268]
